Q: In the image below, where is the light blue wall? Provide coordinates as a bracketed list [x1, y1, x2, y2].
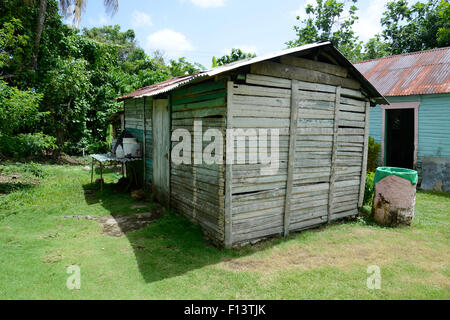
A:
[369, 93, 450, 172]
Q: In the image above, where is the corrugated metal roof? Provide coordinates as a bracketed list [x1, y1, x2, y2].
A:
[354, 47, 450, 97]
[117, 41, 387, 104]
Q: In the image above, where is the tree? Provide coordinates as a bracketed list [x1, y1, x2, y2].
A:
[169, 58, 204, 76]
[381, 0, 450, 55]
[213, 48, 256, 67]
[27, 0, 119, 71]
[82, 25, 144, 63]
[361, 34, 391, 60]
[287, 0, 363, 62]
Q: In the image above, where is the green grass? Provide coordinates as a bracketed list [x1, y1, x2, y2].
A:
[0, 164, 448, 299]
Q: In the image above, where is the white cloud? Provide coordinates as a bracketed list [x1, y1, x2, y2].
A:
[190, 0, 226, 8]
[353, 0, 390, 42]
[132, 11, 153, 28]
[146, 29, 195, 58]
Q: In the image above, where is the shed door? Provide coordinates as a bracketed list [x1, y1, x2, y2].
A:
[152, 99, 170, 207]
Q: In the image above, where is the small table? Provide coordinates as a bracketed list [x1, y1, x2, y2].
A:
[90, 153, 143, 192]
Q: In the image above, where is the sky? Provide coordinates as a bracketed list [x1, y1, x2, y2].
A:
[71, 0, 394, 68]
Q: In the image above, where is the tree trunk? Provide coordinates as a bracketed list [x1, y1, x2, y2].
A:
[32, 0, 48, 71]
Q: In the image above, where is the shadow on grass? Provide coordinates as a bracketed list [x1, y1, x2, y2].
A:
[0, 182, 35, 195]
[82, 182, 255, 283]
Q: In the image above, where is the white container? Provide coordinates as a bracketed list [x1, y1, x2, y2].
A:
[115, 145, 125, 158]
[123, 138, 141, 157]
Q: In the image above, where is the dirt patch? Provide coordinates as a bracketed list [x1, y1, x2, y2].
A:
[0, 172, 40, 194]
[219, 227, 450, 277]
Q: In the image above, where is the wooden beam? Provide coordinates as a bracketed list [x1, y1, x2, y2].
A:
[251, 61, 360, 90]
[143, 97, 147, 187]
[358, 101, 371, 208]
[283, 80, 300, 236]
[280, 56, 348, 78]
[224, 81, 234, 248]
[327, 86, 341, 223]
[319, 49, 339, 66]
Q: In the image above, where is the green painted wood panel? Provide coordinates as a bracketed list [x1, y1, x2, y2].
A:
[369, 105, 383, 144]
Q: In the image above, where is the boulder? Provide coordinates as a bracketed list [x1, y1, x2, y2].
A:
[372, 175, 416, 227]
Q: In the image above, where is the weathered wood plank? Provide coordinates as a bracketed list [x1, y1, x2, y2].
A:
[284, 80, 299, 236]
[280, 56, 348, 78]
[233, 84, 291, 98]
[232, 95, 290, 107]
[172, 97, 225, 112]
[172, 106, 225, 119]
[328, 86, 341, 223]
[246, 74, 292, 88]
[225, 81, 234, 248]
[251, 61, 361, 90]
[358, 101, 370, 208]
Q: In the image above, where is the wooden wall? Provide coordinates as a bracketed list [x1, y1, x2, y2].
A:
[124, 97, 153, 184]
[226, 55, 370, 246]
[169, 79, 227, 244]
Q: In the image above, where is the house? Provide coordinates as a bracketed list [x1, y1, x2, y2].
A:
[117, 42, 387, 247]
[354, 47, 450, 191]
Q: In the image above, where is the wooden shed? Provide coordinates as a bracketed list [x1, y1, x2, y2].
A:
[117, 42, 387, 247]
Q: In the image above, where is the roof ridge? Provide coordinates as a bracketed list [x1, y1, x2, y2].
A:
[354, 46, 450, 65]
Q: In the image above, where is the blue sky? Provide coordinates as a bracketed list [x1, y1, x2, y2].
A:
[71, 0, 392, 68]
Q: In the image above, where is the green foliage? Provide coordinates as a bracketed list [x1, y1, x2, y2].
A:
[87, 141, 109, 154]
[362, 34, 391, 60]
[367, 136, 381, 173]
[286, 0, 363, 62]
[363, 172, 375, 206]
[0, 81, 45, 136]
[168, 57, 204, 76]
[106, 124, 114, 148]
[0, 1, 205, 158]
[214, 48, 257, 66]
[0, 133, 57, 158]
[381, 0, 450, 55]
[287, 0, 449, 62]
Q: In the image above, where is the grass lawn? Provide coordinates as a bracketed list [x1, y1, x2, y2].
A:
[0, 163, 448, 299]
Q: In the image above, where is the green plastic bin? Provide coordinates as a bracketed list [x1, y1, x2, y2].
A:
[372, 167, 418, 227]
[374, 167, 418, 186]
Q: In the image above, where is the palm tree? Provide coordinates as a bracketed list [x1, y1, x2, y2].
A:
[28, 0, 119, 70]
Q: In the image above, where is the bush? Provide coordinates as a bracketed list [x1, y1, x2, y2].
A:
[367, 137, 381, 173]
[363, 172, 375, 206]
[0, 133, 57, 158]
[87, 141, 109, 154]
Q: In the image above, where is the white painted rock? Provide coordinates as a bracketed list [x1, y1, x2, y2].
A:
[372, 175, 416, 227]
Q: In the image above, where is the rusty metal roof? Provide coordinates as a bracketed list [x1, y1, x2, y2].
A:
[354, 47, 450, 97]
[117, 41, 387, 104]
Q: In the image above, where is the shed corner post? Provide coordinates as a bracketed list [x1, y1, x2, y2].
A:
[327, 86, 341, 224]
[224, 81, 234, 248]
[143, 97, 147, 188]
[358, 100, 371, 208]
[283, 79, 299, 237]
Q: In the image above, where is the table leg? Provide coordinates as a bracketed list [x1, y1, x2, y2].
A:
[91, 158, 94, 184]
[100, 163, 103, 193]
